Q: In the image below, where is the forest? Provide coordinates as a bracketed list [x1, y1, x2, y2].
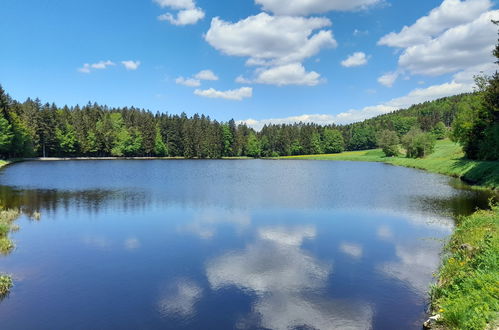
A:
[0, 85, 496, 161]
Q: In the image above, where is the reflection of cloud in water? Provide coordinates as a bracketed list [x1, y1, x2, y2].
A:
[158, 279, 203, 318]
[207, 226, 373, 330]
[124, 237, 140, 250]
[339, 242, 363, 259]
[81, 236, 112, 249]
[258, 226, 315, 246]
[252, 295, 373, 330]
[379, 241, 441, 296]
[376, 225, 393, 240]
[181, 209, 251, 239]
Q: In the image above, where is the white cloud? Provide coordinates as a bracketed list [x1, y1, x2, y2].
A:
[121, 60, 141, 70]
[158, 8, 205, 25]
[241, 63, 322, 86]
[154, 0, 195, 10]
[194, 87, 253, 101]
[205, 13, 336, 66]
[341, 52, 369, 67]
[378, 0, 492, 48]
[176, 77, 201, 87]
[378, 1, 498, 82]
[78, 60, 115, 73]
[398, 11, 499, 76]
[154, 0, 204, 25]
[194, 69, 219, 81]
[176, 70, 219, 87]
[378, 71, 399, 87]
[205, 13, 335, 87]
[255, 0, 382, 16]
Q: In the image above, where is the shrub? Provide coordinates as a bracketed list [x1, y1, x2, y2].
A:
[0, 275, 13, 296]
[376, 129, 399, 157]
[401, 128, 436, 158]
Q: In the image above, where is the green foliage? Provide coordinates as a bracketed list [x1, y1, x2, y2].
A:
[245, 132, 261, 158]
[0, 115, 14, 155]
[322, 128, 344, 153]
[377, 129, 399, 157]
[402, 128, 436, 158]
[432, 121, 447, 140]
[430, 206, 499, 330]
[154, 126, 168, 156]
[0, 275, 13, 296]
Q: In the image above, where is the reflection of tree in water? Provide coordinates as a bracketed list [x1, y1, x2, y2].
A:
[0, 185, 150, 216]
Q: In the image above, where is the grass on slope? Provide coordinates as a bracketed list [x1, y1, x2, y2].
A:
[281, 140, 499, 189]
[429, 206, 499, 330]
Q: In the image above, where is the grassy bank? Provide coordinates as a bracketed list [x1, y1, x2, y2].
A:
[428, 206, 499, 329]
[280, 140, 499, 190]
[0, 160, 17, 297]
[0, 207, 19, 298]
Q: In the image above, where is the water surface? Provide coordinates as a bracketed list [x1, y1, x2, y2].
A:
[0, 160, 491, 329]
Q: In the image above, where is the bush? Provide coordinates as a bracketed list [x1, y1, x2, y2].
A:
[0, 275, 13, 296]
[376, 129, 399, 157]
[432, 121, 447, 140]
[401, 128, 436, 158]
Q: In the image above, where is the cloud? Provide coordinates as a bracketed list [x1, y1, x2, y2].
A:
[121, 60, 141, 70]
[158, 8, 205, 25]
[378, 0, 493, 48]
[176, 70, 219, 87]
[255, 0, 382, 16]
[205, 13, 336, 66]
[194, 87, 253, 101]
[205, 13, 335, 86]
[341, 52, 369, 67]
[78, 60, 115, 73]
[378, 71, 399, 87]
[154, 0, 204, 25]
[378, 1, 498, 84]
[398, 11, 499, 76]
[176, 77, 201, 87]
[239, 63, 323, 86]
[194, 69, 219, 81]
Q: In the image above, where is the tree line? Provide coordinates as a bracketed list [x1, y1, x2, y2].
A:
[0, 85, 496, 160]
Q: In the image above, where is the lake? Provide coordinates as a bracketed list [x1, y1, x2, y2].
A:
[0, 160, 492, 330]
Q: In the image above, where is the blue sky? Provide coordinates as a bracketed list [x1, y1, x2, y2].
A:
[1, 0, 498, 128]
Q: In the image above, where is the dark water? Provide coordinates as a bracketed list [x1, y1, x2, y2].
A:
[0, 160, 492, 330]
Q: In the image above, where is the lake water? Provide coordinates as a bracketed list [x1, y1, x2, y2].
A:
[0, 160, 492, 330]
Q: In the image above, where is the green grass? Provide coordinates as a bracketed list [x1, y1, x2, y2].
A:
[280, 140, 499, 190]
[429, 206, 499, 330]
[0, 275, 13, 297]
[0, 209, 20, 255]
